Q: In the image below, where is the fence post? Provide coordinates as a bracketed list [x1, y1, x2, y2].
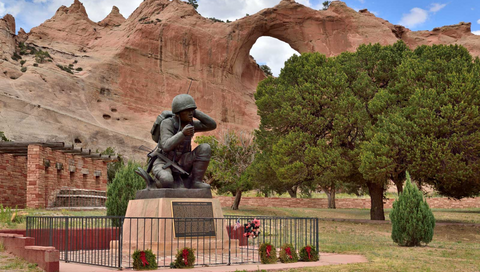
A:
[49, 217, 53, 246]
[65, 217, 69, 263]
[228, 218, 231, 266]
[119, 217, 123, 269]
[315, 218, 319, 257]
[26, 217, 30, 237]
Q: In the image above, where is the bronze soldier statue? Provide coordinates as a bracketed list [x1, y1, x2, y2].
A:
[136, 94, 216, 189]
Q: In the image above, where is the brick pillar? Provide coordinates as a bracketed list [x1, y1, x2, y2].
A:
[26, 145, 46, 208]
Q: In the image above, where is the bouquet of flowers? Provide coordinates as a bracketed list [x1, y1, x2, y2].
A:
[243, 218, 261, 238]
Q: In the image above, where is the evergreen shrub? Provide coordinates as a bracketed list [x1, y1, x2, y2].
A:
[106, 161, 145, 225]
[390, 171, 435, 246]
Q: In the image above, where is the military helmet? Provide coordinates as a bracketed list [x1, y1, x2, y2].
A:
[172, 94, 197, 114]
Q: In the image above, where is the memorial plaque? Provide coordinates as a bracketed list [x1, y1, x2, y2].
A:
[172, 202, 216, 238]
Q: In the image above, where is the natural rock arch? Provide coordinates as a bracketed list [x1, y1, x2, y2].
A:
[1, 0, 480, 159]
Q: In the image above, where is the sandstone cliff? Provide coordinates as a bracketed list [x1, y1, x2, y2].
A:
[1, 0, 480, 160]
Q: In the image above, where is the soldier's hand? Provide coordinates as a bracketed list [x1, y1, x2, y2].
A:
[182, 124, 195, 136]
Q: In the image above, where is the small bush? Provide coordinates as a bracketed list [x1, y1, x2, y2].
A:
[21, 67, 27, 73]
[106, 161, 145, 225]
[171, 247, 195, 268]
[209, 17, 224, 23]
[12, 52, 21, 61]
[20, 60, 26, 66]
[258, 243, 276, 264]
[35, 50, 52, 63]
[279, 243, 298, 263]
[33, 63, 38, 67]
[0, 131, 11, 142]
[390, 171, 435, 247]
[299, 245, 319, 262]
[132, 249, 157, 270]
[56, 64, 73, 74]
[76, 67, 83, 71]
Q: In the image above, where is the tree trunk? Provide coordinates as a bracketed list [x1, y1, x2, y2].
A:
[367, 182, 385, 220]
[287, 186, 297, 198]
[392, 171, 405, 195]
[326, 189, 336, 209]
[231, 189, 242, 210]
[394, 181, 403, 195]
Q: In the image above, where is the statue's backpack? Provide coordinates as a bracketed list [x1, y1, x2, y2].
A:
[150, 111, 174, 143]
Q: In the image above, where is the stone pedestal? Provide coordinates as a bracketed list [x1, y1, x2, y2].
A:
[120, 195, 231, 255]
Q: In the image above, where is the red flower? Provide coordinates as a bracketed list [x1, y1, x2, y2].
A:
[140, 251, 149, 266]
[305, 246, 312, 260]
[285, 247, 293, 259]
[182, 249, 189, 266]
[266, 245, 272, 257]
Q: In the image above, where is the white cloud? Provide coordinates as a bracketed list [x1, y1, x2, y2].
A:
[371, 10, 379, 16]
[429, 3, 447, 13]
[250, 37, 299, 77]
[399, 7, 428, 28]
[0, 0, 314, 32]
[477, 19, 480, 24]
[358, 0, 365, 3]
[472, 30, 480, 35]
[198, 0, 311, 22]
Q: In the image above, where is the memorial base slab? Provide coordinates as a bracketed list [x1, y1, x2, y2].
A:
[121, 198, 230, 255]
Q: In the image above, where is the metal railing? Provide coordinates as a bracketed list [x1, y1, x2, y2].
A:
[26, 216, 319, 268]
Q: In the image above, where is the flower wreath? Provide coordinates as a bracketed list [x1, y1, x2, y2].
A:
[132, 249, 157, 270]
[258, 242, 277, 264]
[299, 245, 319, 262]
[171, 247, 195, 268]
[279, 243, 298, 263]
[243, 218, 261, 239]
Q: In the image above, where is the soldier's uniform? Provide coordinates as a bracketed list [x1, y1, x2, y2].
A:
[151, 94, 216, 189]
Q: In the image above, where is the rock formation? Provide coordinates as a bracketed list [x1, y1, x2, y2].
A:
[1, 0, 480, 160]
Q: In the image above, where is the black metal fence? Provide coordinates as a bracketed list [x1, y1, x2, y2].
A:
[26, 216, 319, 269]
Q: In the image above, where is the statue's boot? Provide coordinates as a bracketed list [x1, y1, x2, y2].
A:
[188, 161, 211, 189]
[135, 167, 157, 190]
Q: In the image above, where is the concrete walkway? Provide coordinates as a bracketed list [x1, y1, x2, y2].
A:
[60, 253, 368, 271]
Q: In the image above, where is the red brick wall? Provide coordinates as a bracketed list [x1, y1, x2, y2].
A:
[0, 154, 27, 208]
[216, 196, 480, 209]
[1, 145, 108, 209]
[26, 145, 108, 208]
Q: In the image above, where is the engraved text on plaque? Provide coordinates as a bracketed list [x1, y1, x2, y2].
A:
[172, 202, 216, 238]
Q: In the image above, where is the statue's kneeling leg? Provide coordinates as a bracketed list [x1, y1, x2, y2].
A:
[152, 162, 174, 188]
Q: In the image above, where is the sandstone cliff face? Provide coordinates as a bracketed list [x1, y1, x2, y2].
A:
[1, 0, 480, 160]
[0, 14, 16, 60]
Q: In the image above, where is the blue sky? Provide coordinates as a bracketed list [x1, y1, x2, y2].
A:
[1, 0, 479, 75]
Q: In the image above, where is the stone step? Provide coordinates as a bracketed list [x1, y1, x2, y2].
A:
[57, 188, 106, 197]
[53, 189, 107, 208]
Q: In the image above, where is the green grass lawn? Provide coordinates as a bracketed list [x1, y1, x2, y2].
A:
[223, 206, 480, 272]
[286, 221, 480, 272]
[0, 205, 478, 271]
[223, 206, 480, 224]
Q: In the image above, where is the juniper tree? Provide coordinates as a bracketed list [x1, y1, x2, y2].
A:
[195, 131, 257, 210]
[390, 172, 435, 246]
[254, 41, 480, 219]
[106, 161, 145, 224]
